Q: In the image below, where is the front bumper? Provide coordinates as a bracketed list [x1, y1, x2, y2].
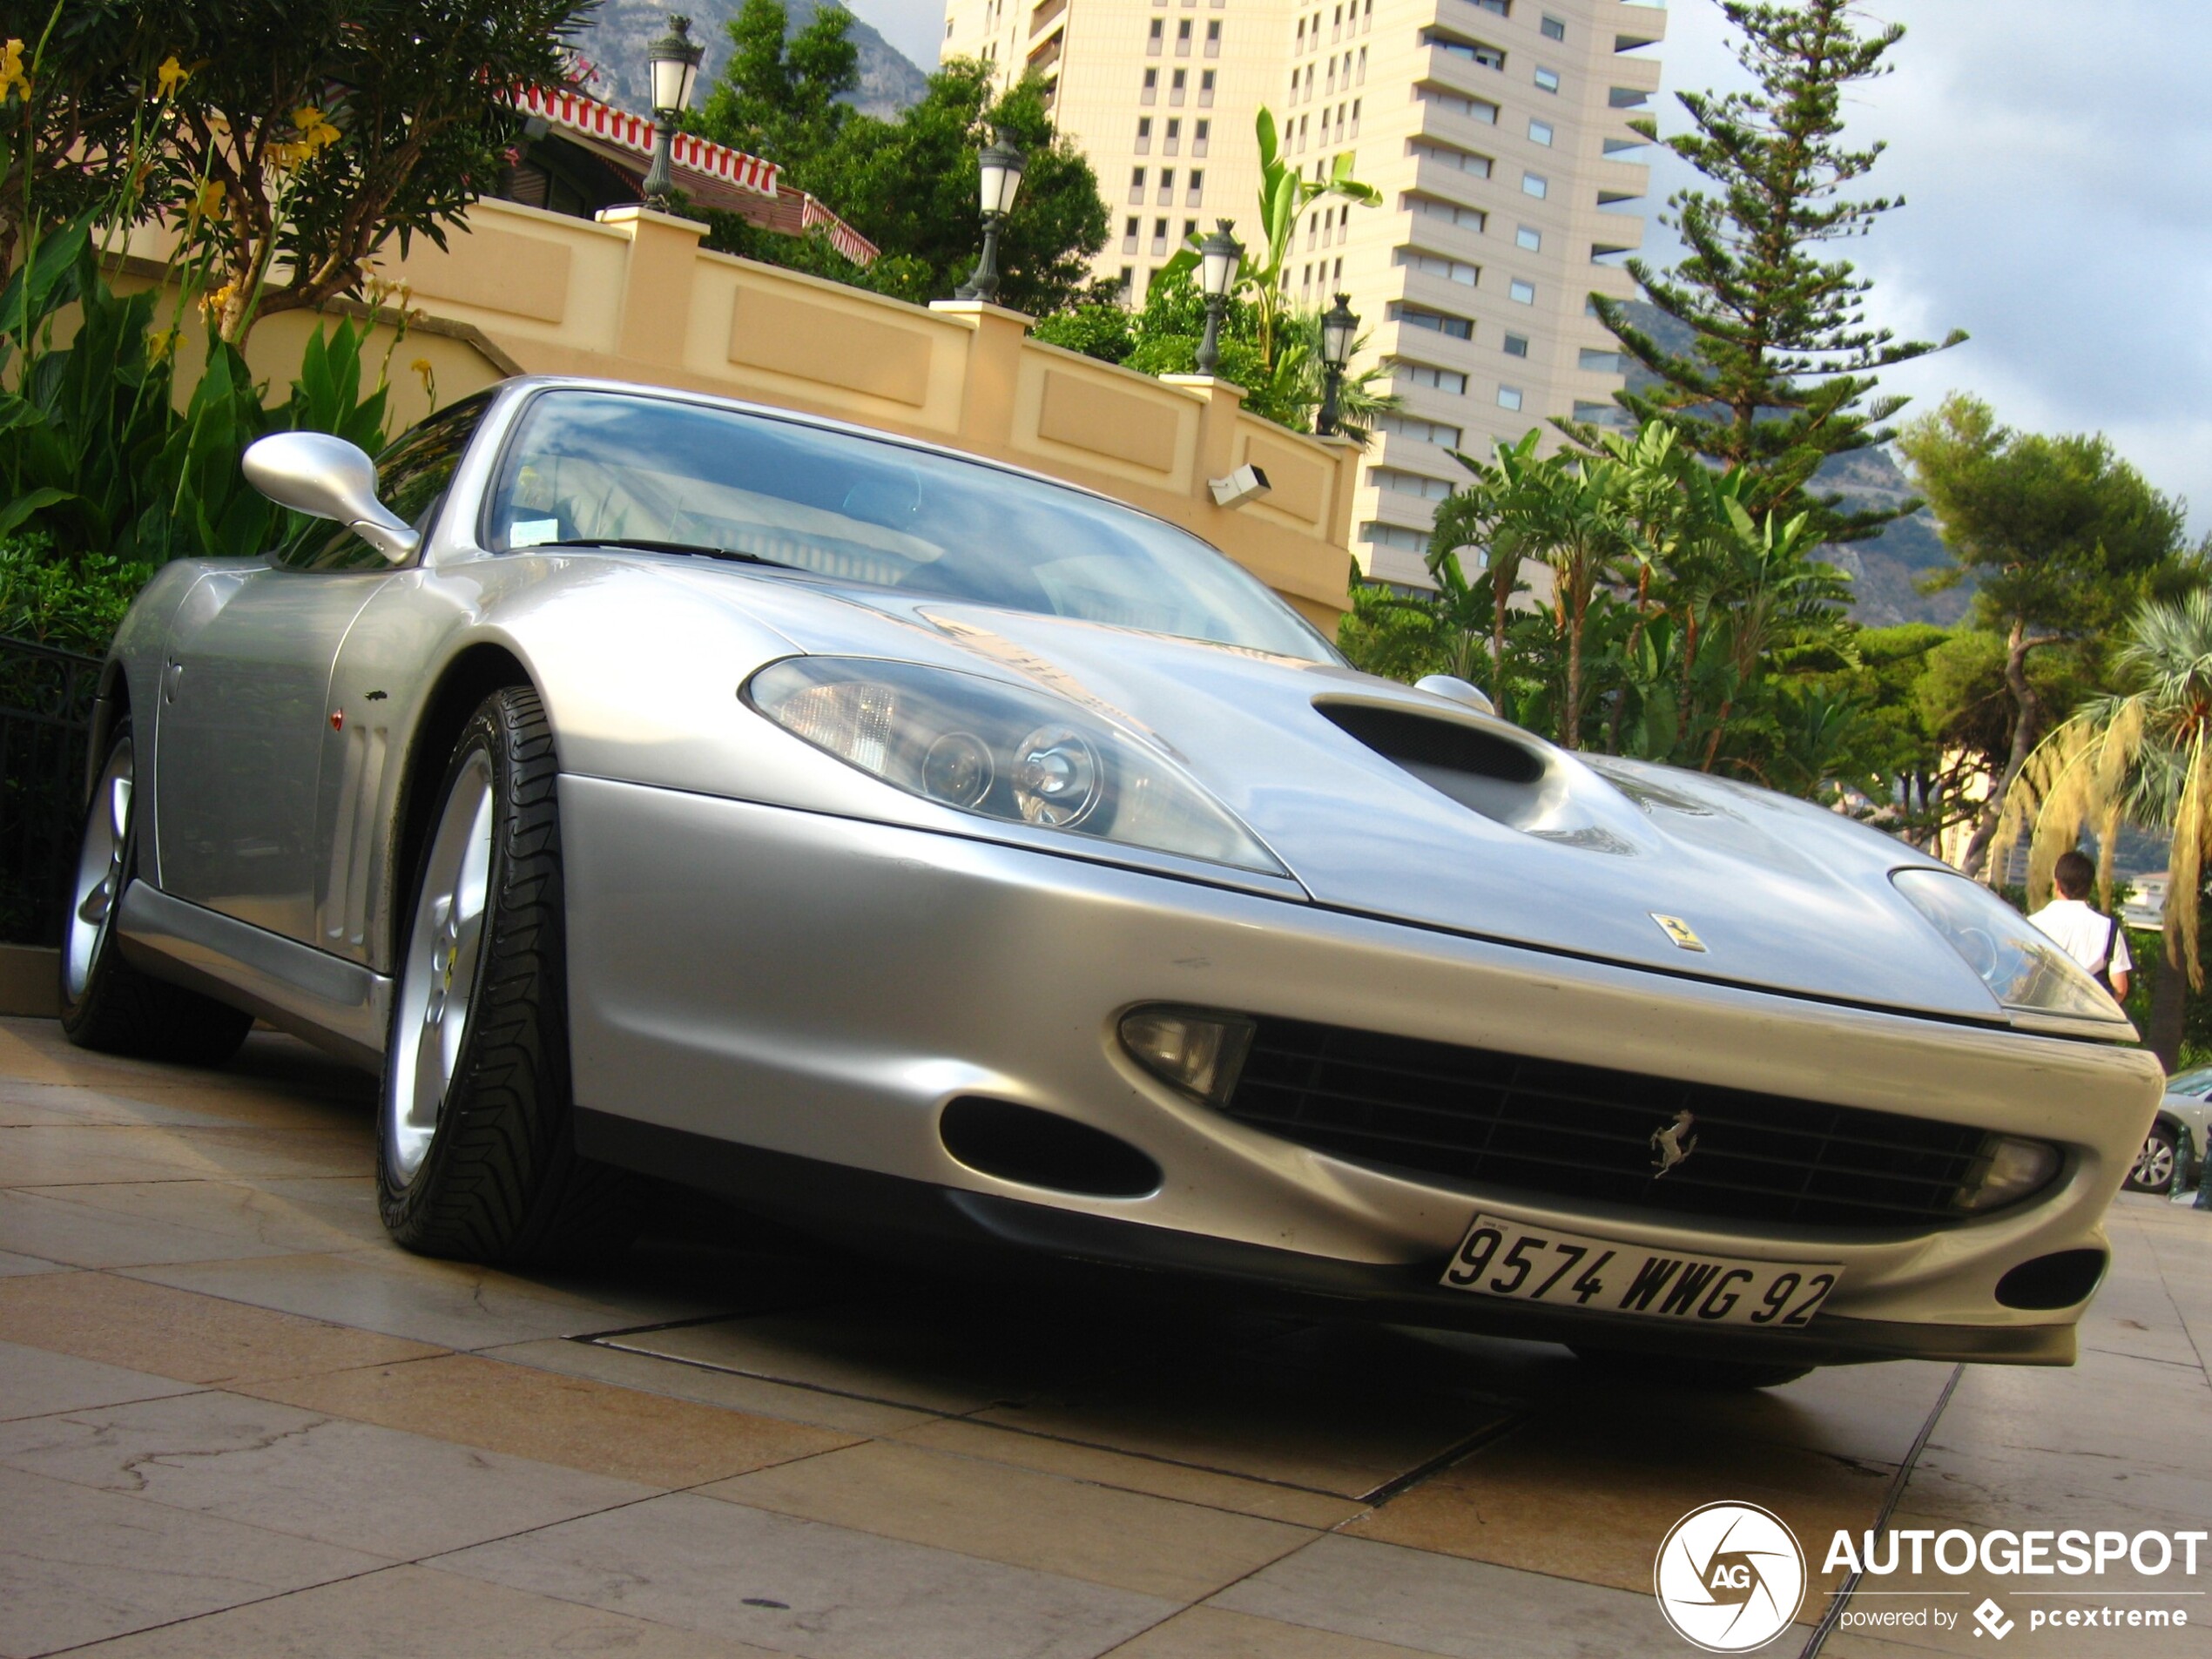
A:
[559, 775, 2165, 1363]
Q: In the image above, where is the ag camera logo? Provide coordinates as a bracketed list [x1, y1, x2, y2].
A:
[1655, 1502, 1807, 1652]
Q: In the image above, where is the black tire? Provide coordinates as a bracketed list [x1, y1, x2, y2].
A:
[1572, 1346, 1813, 1392]
[59, 725, 253, 1066]
[376, 687, 637, 1266]
[2125, 1122, 2180, 1196]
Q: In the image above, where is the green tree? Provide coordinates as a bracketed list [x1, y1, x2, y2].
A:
[694, 0, 859, 167]
[1898, 393, 2194, 877]
[1592, 0, 1961, 539]
[695, 20, 1109, 316]
[85, 0, 593, 344]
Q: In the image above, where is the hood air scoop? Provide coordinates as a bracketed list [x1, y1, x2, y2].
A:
[1317, 701, 1558, 832]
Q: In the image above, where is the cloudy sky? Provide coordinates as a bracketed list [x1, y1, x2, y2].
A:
[1646, 1, 2211, 534]
[849, 0, 2207, 529]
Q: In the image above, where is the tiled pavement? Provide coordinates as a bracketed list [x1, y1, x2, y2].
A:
[0, 1015, 2204, 1657]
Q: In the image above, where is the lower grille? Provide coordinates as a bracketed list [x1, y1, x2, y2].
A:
[1223, 1017, 1993, 1230]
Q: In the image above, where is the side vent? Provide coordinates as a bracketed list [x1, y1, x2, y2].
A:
[1318, 701, 1548, 825]
[939, 1097, 1162, 1198]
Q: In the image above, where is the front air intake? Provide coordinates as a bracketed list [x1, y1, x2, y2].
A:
[939, 1097, 1162, 1197]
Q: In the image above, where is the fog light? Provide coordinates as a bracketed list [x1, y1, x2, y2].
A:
[1119, 1007, 1254, 1104]
[1956, 1135, 2061, 1212]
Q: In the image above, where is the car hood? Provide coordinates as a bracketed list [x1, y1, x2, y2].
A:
[679, 571, 2016, 1023]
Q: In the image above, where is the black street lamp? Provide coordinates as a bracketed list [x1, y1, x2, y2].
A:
[1195, 219, 1242, 374]
[1317, 292, 1358, 436]
[954, 128, 1027, 302]
[641, 15, 705, 210]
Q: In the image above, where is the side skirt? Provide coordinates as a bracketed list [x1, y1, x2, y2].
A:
[115, 880, 389, 1070]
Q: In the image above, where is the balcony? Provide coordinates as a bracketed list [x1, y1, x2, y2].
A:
[1028, 0, 1066, 37]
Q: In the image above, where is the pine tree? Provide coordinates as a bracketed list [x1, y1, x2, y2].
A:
[1592, 0, 1962, 542]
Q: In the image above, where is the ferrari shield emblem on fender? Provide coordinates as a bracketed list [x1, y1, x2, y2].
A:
[1651, 913, 1708, 952]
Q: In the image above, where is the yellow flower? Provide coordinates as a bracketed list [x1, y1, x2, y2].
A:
[410, 358, 436, 400]
[155, 55, 189, 98]
[187, 178, 226, 224]
[292, 104, 340, 152]
[0, 38, 29, 102]
[199, 280, 237, 321]
[149, 328, 181, 362]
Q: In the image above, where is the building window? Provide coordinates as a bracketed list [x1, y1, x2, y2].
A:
[1497, 384, 1523, 411]
[1574, 400, 1632, 428]
[1130, 165, 1147, 203]
[1195, 118, 1211, 154]
[1541, 13, 1565, 40]
[1472, 0, 1507, 13]
[1184, 217, 1199, 240]
[1123, 218, 1139, 253]
[1361, 522, 1433, 556]
[1396, 248, 1480, 286]
[1373, 468, 1454, 501]
[1171, 67, 1187, 102]
[1163, 117, 1181, 153]
[1377, 412, 1464, 448]
[1418, 87, 1499, 124]
[1393, 361, 1469, 395]
[1579, 347, 1625, 374]
[1200, 68, 1216, 103]
[1503, 332, 1529, 356]
[1508, 278, 1535, 304]
[1152, 216, 1170, 253]
[1189, 168, 1204, 202]
[1176, 17, 1191, 51]
[1423, 30, 1505, 71]
[1136, 115, 1153, 152]
[1521, 171, 1548, 198]
[1515, 224, 1541, 251]
[1148, 17, 1163, 51]
[1118, 266, 1134, 295]
[1534, 65, 1560, 93]
[1404, 193, 1487, 233]
[1395, 304, 1474, 340]
[1157, 167, 1175, 203]
[1528, 119, 1553, 145]
[1408, 139, 1494, 179]
[1609, 86, 1649, 108]
[1143, 67, 1157, 103]
[1205, 18, 1221, 54]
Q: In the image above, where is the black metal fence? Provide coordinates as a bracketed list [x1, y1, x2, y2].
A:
[0, 636, 98, 947]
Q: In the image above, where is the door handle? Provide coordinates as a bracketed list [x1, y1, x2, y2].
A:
[163, 659, 184, 704]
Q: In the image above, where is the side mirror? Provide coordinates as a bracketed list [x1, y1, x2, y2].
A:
[242, 432, 420, 564]
[1415, 673, 1498, 718]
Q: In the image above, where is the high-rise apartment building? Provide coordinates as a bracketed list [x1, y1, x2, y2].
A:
[941, 0, 1665, 589]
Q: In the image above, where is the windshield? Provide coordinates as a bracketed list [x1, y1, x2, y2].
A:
[2167, 1066, 2212, 1096]
[485, 389, 1338, 662]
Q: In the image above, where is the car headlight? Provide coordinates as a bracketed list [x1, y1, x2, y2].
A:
[745, 657, 1285, 874]
[1890, 868, 2123, 1024]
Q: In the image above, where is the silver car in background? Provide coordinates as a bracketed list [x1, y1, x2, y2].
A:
[61, 377, 2164, 1388]
[2131, 1067, 2212, 1195]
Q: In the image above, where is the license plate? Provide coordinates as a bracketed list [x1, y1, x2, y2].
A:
[1440, 1212, 1839, 1329]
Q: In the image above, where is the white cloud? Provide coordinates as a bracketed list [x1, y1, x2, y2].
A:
[1643, 0, 2212, 533]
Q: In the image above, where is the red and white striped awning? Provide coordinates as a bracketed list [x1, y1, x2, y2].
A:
[509, 84, 878, 266]
[514, 84, 779, 198]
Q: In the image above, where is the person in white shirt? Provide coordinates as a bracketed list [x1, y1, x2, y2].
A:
[2027, 850, 2132, 997]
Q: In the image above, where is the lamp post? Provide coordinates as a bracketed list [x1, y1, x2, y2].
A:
[1317, 292, 1358, 436]
[641, 15, 705, 211]
[954, 128, 1027, 302]
[1195, 219, 1241, 375]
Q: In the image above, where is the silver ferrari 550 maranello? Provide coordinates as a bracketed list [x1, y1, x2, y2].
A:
[62, 375, 2163, 1386]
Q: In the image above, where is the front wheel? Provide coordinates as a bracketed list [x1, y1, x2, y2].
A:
[2125, 1123, 2180, 1196]
[377, 687, 635, 1264]
[59, 726, 252, 1065]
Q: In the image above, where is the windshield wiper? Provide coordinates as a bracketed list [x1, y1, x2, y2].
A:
[531, 536, 796, 570]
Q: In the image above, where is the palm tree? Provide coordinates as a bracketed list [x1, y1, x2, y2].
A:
[1994, 590, 2212, 1058]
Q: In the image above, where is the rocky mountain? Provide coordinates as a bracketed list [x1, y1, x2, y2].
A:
[577, 0, 929, 124]
[1615, 301, 1968, 629]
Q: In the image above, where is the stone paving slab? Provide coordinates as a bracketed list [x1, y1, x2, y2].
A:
[0, 1015, 2205, 1658]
